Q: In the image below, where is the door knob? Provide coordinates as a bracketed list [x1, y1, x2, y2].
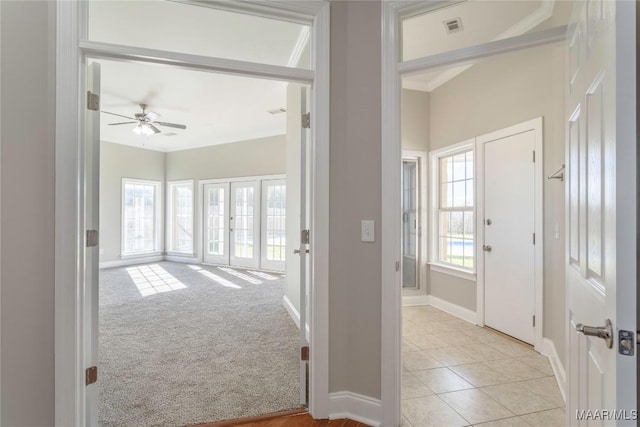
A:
[576, 319, 613, 348]
[482, 245, 492, 252]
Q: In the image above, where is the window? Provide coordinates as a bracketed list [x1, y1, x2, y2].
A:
[122, 179, 161, 255]
[167, 181, 194, 254]
[435, 147, 474, 270]
[264, 181, 286, 262]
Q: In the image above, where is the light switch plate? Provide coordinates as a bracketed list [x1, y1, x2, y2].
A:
[361, 220, 375, 242]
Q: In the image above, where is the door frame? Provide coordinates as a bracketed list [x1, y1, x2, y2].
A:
[475, 118, 544, 348]
[381, 2, 567, 425]
[54, 2, 330, 425]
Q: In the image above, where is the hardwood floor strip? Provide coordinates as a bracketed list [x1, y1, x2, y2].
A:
[192, 411, 370, 427]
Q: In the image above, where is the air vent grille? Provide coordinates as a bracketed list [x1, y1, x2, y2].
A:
[443, 18, 463, 34]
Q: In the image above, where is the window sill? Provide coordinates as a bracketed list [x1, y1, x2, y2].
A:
[428, 262, 476, 281]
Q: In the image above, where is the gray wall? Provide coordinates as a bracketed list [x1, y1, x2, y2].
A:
[401, 89, 430, 152]
[428, 43, 566, 360]
[329, 0, 382, 398]
[165, 135, 285, 182]
[100, 141, 166, 263]
[1, 1, 56, 425]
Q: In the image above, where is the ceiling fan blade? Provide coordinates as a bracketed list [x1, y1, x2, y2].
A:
[145, 111, 160, 121]
[149, 124, 162, 134]
[101, 111, 136, 120]
[155, 121, 187, 130]
[108, 121, 138, 126]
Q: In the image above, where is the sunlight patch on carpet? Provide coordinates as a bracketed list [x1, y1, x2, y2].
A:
[218, 267, 263, 284]
[126, 264, 187, 296]
[188, 265, 242, 289]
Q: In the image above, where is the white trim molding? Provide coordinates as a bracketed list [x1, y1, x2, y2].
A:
[540, 338, 567, 403]
[283, 295, 310, 341]
[427, 295, 477, 325]
[99, 255, 164, 270]
[329, 392, 382, 427]
[402, 295, 430, 307]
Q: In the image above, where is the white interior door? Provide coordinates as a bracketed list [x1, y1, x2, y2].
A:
[203, 183, 229, 265]
[261, 179, 287, 272]
[230, 181, 260, 269]
[483, 130, 535, 345]
[566, 0, 636, 422]
[85, 61, 100, 427]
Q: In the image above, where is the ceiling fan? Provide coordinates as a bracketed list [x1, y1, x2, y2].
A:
[102, 104, 187, 136]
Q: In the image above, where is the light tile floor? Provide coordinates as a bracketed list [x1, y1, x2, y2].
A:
[402, 305, 565, 427]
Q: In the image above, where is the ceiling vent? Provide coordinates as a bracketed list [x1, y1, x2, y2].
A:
[267, 108, 287, 115]
[443, 17, 463, 34]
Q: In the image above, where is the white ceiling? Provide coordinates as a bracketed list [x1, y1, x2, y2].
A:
[89, 0, 309, 152]
[92, 1, 568, 152]
[402, 0, 565, 92]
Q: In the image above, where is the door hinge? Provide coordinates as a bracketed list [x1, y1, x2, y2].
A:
[87, 91, 100, 111]
[533, 315, 536, 327]
[532, 150, 536, 163]
[301, 346, 309, 361]
[86, 366, 98, 386]
[87, 229, 99, 247]
[532, 233, 535, 245]
[301, 112, 311, 129]
[301, 229, 310, 244]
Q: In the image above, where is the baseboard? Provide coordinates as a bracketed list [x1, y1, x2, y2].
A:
[540, 337, 567, 403]
[99, 255, 164, 269]
[283, 295, 309, 340]
[328, 392, 382, 427]
[427, 295, 477, 325]
[164, 255, 198, 264]
[402, 295, 430, 306]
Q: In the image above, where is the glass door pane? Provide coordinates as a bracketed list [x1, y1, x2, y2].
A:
[230, 181, 260, 269]
[261, 179, 286, 271]
[402, 159, 419, 289]
[203, 183, 229, 265]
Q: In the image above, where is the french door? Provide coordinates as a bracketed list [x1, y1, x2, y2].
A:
[229, 181, 260, 269]
[203, 178, 286, 272]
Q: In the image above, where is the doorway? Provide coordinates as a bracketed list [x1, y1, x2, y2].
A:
[55, 1, 330, 425]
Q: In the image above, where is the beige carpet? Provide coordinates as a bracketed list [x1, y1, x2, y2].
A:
[99, 261, 300, 426]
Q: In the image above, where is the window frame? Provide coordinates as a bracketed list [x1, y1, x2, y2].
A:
[121, 178, 163, 258]
[166, 179, 195, 256]
[429, 139, 477, 278]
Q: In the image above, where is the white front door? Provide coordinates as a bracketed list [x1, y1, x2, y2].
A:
[566, 0, 636, 423]
[203, 183, 229, 265]
[230, 181, 260, 269]
[483, 128, 536, 345]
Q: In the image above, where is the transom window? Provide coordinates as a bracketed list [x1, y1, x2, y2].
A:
[436, 148, 474, 269]
[122, 179, 161, 255]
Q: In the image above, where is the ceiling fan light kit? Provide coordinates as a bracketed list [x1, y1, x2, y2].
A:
[103, 103, 187, 137]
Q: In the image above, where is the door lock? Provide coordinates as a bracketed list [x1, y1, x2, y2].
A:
[576, 319, 613, 349]
[482, 245, 492, 252]
[486, 219, 492, 225]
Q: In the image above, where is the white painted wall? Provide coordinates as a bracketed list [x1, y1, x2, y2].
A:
[428, 43, 566, 360]
[0, 1, 56, 424]
[100, 142, 166, 263]
[401, 89, 429, 153]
